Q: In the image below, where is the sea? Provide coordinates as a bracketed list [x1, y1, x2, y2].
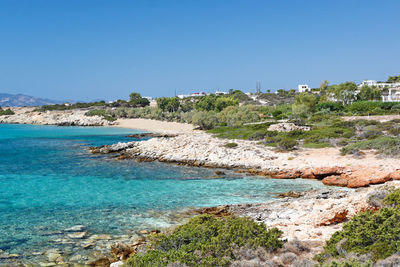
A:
[0, 124, 326, 262]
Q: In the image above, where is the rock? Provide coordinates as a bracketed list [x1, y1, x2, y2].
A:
[110, 261, 124, 267]
[267, 123, 310, 132]
[311, 167, 342, 179]
[367, 188, 391, 207]
[276, 191, 303, 198]
[127, 133, 177, 139]
[39, 262, 57, 267]
[389, 171, 400, 180]
[47, 252, 62, 262]
[319, 210, 348, 226]
[292, 259, 316, 267]
[89, 234, 112, 240]
[82, 243, 96, 249]
[67, 231, 88, 239]
[347, 178, 371, 188]
[69, 254, 83, 262]
[280, 252, 297, 265]
[322, 175, 348, 187]
[138, 229, 149, 235]
[301, 169, 316, 179]
[196, 205, 232, 217]
[86, 257, 111, 267]
[270, 170, 301, 179]
[64, 225, 86, 232]
[215, 170, 225, 175]
[111, 243, 136, 260]
[335, 238, 348, 256]
[44, 249, 62, 262]
[375, 253, 400, 267]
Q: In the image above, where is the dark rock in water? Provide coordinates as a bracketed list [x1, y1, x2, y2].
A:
[127, 133, 177, 139]
[86, 257, 111, 267]
[111, 243, 136, 260]
[276, 191, 303, 198]
[195, 205, 232, 217]
[215, 170, 225, 175]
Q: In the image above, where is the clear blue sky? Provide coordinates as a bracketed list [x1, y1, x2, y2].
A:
[0, 0, 399, 101]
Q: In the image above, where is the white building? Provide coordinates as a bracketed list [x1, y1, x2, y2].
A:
[359, 80, 400, 89]
[298, 84, 310, 93]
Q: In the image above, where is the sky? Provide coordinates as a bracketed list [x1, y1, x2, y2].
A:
[0, 0, 399, 101]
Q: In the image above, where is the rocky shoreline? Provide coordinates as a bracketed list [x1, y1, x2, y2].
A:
[90, 132, 400, 189]
[0, 107, 115, 126]
[4, 182, 397, 267]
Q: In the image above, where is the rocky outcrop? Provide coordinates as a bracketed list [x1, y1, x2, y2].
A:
[89, 132, 400, 189]
[268, 123, 310, 132]
[0, 109, 116, 126]
[127, 133, 178, 139]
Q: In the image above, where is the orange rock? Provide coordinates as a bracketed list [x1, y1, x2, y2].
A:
[347, 178, 370, 188]
[301, 169, 316, 179]
[322, 175, 348, 187]
[369, 174, 391, 185]
[312, 167, 342, 179]
[270, 170, 301, 179]
[389, 171, 400, 180]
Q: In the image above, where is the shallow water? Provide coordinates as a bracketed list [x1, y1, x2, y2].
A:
[0, 124, 326, 259]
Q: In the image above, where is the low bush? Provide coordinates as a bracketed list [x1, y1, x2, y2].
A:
[340, 136, 400, 157]
[277, 139, 297, 151]
[225, 142, 238, 148]
[126, 215, 284, 267]
[316, 189, 400, 263]
[85, 109, 116, 121]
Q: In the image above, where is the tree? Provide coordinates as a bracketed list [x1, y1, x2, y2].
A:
[387, 75, 400, 83]
[214, 97, 239, 112]
[129, 92, 150, 107]
[156, 97, 180, 112]
[320, 80, 329, 91]
[195, 95, 217, 111]
[292, 92, 317, 117]
[358, 85, 382, 101]
[330, 82, 358, 105]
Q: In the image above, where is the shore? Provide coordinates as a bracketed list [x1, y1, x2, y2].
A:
[113, 118, 195, 134]
[0, 107, 115, 126]
[92, 125, 400, 188]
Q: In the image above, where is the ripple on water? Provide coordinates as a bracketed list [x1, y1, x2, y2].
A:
[0, 124, 327, 264]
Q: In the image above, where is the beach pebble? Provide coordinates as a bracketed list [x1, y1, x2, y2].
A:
[67, 232, 88, 239]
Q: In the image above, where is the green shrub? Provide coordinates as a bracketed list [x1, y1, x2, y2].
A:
[277, 139, 297, 151]
[85, 109, 116, 121]
[0, 107, 15, 115]
[127, 215, 284, 267]
[224, 142, 238, 148]
[316, 189, 400, 263]
[192, 111, 219, 130]
[340, 136, 400, 156]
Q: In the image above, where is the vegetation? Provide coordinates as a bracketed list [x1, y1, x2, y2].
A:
[85, 109, 116, 121]
[126, 214, 284, 267]
[316, 189, 400, 263]
[224, 142, 238, 148]
[0, 107, 14, 115]
[129, 92, 150, 107]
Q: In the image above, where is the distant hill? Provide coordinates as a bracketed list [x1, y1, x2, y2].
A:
[0, 93, 65, 107]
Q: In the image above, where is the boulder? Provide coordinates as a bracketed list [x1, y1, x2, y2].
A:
[322, 175, 348, 187]
[67, 231, 88, 239]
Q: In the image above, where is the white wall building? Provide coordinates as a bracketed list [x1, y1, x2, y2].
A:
[298, 84, 310, 93]
[359, 80, 400, 89]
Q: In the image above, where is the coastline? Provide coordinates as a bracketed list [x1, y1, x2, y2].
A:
[92, 127, 400, 189]
[112, 118, 195, 134]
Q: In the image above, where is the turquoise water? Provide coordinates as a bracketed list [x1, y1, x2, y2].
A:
[0, 124, 325, 258]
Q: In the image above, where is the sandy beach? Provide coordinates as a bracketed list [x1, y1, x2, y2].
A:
[113, 118, 195, 134]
